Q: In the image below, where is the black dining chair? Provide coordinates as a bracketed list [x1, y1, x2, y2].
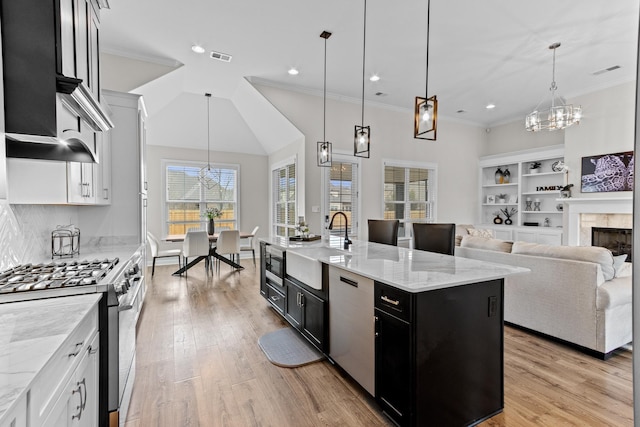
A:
[412, 223, 456, 255]
[368, 219, 399, 246]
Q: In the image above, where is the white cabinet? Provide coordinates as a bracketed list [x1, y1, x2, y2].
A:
[42, 331, 99, 427]
[0, 395, 27, 427]
[478, 145, 565, 239]
[94, 130, 112, 204]
[67, 162, 95, 204]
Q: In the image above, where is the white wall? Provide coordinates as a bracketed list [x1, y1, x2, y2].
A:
[483, 120, 564, 157]
[145, 145, 269, 251]
[255, 84, 487, 239]
[564, 81, 636, 194]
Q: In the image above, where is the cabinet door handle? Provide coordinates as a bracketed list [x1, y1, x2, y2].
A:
[270, 295, 280, 302]
[68, 341, 84, 357]
[300, 293, 305, 307]
[71, 382, 83, 420]
[88, 344, 98, 355]
[381, 295, 400, 306]
[340, 276, 358, 287]
[78, 378, 87, 411]
[103, 188, 109, 200]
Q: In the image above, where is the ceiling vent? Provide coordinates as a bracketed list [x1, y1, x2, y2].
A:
[375, 92, 387, 96]
[210, 51, 232, 62]
[592, 65, 621, 76]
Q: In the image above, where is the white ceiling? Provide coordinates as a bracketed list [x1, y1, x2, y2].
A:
[100, 0, 639, 135]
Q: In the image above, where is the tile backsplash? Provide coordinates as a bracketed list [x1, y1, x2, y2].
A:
[0, 201, 79, 270]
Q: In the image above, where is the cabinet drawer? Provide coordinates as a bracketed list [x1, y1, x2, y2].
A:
[30, 306, 98, 424]
[375, 281, 412, 322]
[266, 285, 285, 314]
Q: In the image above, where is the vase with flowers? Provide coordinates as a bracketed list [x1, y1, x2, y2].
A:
[203, 207, 221, 235]
[296, 218, 310, 238]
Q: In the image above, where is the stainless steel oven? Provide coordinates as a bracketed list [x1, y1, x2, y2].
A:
[107, 251, 145, 427]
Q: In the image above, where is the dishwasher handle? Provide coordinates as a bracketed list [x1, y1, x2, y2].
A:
[339, 276, 359, 287]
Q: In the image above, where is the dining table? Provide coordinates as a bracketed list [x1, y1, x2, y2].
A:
[165, 231, 255, 275]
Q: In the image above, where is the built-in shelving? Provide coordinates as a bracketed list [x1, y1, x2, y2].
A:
[478, 145, 565, 245]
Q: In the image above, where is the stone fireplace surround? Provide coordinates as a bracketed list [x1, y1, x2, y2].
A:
[563, 196, 633, 247]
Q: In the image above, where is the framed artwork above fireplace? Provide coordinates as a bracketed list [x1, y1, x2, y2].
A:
[581, 151, 634, 193]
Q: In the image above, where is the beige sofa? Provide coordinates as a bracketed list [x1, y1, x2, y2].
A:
[455, 235, 632, 359]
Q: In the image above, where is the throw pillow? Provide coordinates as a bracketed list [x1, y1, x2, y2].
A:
[613, 254, 630, 278]
[467, 228, 494, 238]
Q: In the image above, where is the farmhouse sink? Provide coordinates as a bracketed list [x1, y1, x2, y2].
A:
[286, 247, 347, 290]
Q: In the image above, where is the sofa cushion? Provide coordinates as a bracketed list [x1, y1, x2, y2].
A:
[460, 235, 513, 253]
[454, 224, 475, 246]
[597, 276, 632, 310]
[511, 241, 615, 281]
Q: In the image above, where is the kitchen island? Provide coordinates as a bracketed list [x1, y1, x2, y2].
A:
[259, 236, 527, 427]
[0, 293, 101, 426]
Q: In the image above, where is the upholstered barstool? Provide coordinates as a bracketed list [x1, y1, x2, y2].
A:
[368, 219, 399, 246]
[413, 223, 456, 255]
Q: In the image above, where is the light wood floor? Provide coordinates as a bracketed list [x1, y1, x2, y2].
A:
[125, 261, 633, 427]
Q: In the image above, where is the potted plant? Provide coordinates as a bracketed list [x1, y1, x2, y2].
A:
[497, 193, 507, 204]
[500, 207, 517, 225]
[560, 183, 574, 198]
[203, 207, 221, 235]
[296, 219, 310, 238]
[529, 162, 542, 174]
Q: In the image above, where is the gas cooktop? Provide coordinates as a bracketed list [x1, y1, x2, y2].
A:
[0, 258, 119, 294]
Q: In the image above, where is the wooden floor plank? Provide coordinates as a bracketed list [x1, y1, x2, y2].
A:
[125, 262, 633, 426]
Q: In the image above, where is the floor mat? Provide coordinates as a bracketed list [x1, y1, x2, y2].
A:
[258, 327, 324, 368]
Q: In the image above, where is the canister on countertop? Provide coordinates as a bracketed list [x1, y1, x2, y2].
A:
[51, 225, 80, 258]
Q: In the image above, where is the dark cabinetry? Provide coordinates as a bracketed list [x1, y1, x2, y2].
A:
[375, 280, 504, 427]
[285, 277, 326, 351]
[259, 242, 327, 352]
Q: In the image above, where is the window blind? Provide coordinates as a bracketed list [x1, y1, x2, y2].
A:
[272, 162, 296, 237]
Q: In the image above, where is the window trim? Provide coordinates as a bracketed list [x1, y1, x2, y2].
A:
[381, 159, 438, 223]
[161, 159, 241, 237]
[270, 155, 298, 238]
[321, 152, 362, 238]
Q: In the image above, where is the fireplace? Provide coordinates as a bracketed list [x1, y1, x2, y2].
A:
[592, 227, 632, 259]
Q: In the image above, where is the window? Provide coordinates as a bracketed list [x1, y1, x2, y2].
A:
[324, 159, 359, 238]
[384, 162, 436, 237]
[272, 162, 296, 237]
[164, 161, 239, 235]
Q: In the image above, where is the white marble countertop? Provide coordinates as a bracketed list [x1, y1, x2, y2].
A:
[260, 236, 528, 293]
[0, 293, 101, 422]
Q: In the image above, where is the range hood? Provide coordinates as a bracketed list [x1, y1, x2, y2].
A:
[5, 75, 114, 163]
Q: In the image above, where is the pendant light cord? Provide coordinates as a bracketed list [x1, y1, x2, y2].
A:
[206, 93, 211, 169]
[550, 46, 558, 107]
[425, 0, 430, 98]
[323, 36, 327, 142]
[360, 0, 367, 127]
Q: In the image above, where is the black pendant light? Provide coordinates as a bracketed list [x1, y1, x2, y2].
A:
[198, 93, 216, 189]
[414, 0, 438, 140]
[317, 30, 333, 167]
[354, 0, 370, 158]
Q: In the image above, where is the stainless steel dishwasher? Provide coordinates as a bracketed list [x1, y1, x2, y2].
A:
[328, 266, 375, 395]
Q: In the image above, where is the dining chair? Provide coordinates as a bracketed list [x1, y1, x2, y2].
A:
[240, 226, 259, 266]
[147, 232, 183, 276]
[412, 223, 456, 255]
[368, 219, 399, 246]
[182, 230, 211, 277]
[216, 230, 241, 272]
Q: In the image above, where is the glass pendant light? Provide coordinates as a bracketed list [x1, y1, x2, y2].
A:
[414, 0, 438, 141]
[354, 0, 370, 158]
[317, 30, 333, 167]
[525, 43, 582, 132]
[198, 93, 216, 189]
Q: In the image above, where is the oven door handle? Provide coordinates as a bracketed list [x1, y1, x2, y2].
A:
[117, 275, 144, 311]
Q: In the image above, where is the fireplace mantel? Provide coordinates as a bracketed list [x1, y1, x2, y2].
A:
[560, 196, 633, 246]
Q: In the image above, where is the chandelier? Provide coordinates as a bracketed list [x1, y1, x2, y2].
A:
[525, 42, 582, 132]
[354, 0, 370, 158]
[198, 93, 216, 189]
[317, 30, 332, 167]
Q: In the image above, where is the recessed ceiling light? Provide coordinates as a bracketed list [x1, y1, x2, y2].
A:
[191, 45, 205, 54]
[288, 68, 299, 75]
[370, 74, 380, 82]
[486, 103, 496, 109]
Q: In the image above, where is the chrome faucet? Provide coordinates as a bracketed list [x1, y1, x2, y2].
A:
[329, 212, 352, 249]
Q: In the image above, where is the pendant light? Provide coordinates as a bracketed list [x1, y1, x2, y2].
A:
[354, 0, 370, 158]
[198, 93, 216, 189]
[413, 0, 438, 141]
[317, 30, 333, 167]
[525, 42, 582, 132]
